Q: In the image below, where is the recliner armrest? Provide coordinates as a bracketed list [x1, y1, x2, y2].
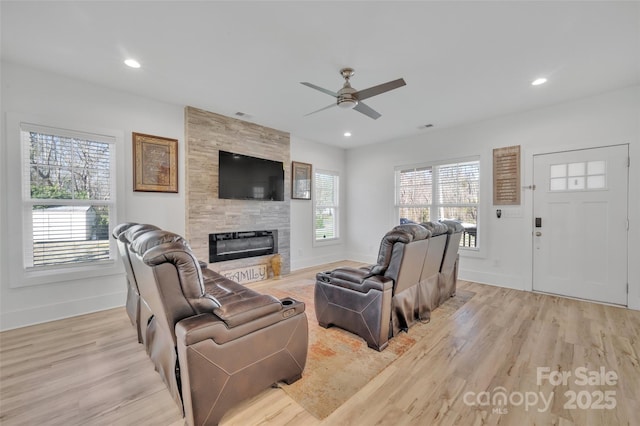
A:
[213, 294, 282, 327]
[317, 268, 393, 293]
[176, 299, 305, 346]
[331, 267, 374, 281]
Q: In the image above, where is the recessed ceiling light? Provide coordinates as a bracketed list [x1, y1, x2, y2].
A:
[124, 59, 141, 69]
[531, 78, 547, 86]
[344, 132, 352, 137]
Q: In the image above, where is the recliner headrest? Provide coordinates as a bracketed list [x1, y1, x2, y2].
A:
[392, 223, 431, 241]
[122, 223, 161, 244]
[370, 224, 432, 275]
[130, 229, 188, 255]
[112, 222, 137, 240]
[142, 241, 215, 309]
[420, 221, 449, 237]
[370, 230, 410, 275]
[439, 220, 464, 234]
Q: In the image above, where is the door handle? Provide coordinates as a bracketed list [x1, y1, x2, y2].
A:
[535, 231, 542, 237]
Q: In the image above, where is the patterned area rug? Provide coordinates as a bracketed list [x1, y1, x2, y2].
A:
[263, 279, 475, 419]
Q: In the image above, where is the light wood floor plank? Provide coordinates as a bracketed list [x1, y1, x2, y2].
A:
[1, 262, 639, 425]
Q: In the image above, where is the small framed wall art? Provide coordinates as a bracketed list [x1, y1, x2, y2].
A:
[133, 132, 178, 193]
[291, 161, 312, 200]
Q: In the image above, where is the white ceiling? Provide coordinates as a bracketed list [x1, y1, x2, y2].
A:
[1, 1, 639, 149]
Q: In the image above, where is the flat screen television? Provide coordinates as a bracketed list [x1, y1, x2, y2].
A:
[218, 150, 284, 201]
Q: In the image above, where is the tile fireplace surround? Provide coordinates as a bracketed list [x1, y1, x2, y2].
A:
[184, 106, 291, 277]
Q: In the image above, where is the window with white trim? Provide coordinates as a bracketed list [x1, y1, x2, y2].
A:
[314, 170, 339, 242]
[21, 124, 117, 269]
[395, 159, 480, 248]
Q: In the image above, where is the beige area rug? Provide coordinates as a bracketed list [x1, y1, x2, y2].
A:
[263, 279, 475, 419]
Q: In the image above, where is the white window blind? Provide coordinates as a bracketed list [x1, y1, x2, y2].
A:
[21, 124, 116, 268]
[397, 166, 433, 223]
[436, 161, 480, 221]
[396, 159, 480, 247]
[314, 170, 339, 241]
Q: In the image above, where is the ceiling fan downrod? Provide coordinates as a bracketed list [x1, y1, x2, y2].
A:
[337, 68, 358, 109]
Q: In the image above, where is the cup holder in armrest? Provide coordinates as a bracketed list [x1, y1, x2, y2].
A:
[279, 297, 304, 318]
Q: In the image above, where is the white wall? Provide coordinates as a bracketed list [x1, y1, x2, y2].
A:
[290, 136, 348, 270]
[2, 61, 637, 331]
[0, 62, 346, 330]
[0, 62, 186, 330]
[345, 86, 640, 310]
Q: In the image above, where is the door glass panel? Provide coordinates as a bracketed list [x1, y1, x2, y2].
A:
[568, 177, 585, 190]
[550, 164, 566, 178]
[550, 178, 567, 191]
[587, 160, 605, 175]
[587, 175, 606, 189]
[568, 162, 585, 177]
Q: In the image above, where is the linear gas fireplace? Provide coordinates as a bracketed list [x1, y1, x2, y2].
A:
[209, 230, 278, 263]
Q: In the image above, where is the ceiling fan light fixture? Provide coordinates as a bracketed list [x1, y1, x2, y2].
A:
[337, 98, 358, 109]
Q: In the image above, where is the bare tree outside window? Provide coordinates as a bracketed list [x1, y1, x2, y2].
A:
[25, 129, 114, 267]
[396, 160, 479, 247]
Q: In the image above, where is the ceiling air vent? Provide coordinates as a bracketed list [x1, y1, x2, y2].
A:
[235, 111, 253, 119]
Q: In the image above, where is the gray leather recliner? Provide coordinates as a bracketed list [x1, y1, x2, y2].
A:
[315, 222, 461, 351]
[315, 224, 432, 351]
[438, 220, 464, 303]
[418, 221, 450, 320]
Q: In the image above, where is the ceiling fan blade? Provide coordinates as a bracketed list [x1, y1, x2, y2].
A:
[304, 103, 337, 116]
[300, 82, 338, 97]
[353, 102, 381, 120]
[353, 78, 406, 101]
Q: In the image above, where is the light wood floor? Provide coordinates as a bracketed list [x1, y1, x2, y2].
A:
[1, 261, 639, 425]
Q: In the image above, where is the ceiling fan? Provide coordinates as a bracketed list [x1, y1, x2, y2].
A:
[301, 68, 406, 120]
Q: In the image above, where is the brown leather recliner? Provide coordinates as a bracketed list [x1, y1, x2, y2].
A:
[315, 224, 432, 351]
[126, 228, 308, 426]
[112, 222, 160, 343]
[112, 222, 138, 327]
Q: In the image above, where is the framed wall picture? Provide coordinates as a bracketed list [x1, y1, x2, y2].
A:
[291, 161, 312, 200]
[133, 132, 178, 192]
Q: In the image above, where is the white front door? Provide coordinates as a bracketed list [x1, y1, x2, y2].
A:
[532, 145, 628, 305]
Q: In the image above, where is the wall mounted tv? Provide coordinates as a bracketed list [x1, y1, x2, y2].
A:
[218, 150, 285, 201]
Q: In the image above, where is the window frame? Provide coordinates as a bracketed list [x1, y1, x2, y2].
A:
[395, 156, 480, 250]
[6, 114, 123, 287]
[313, 169, 340, 246]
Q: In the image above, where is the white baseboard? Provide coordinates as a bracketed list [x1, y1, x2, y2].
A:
[344, 252, 376, 265]
[291, 253, 349, 272]
[0, 291, 126, 331]
[458, 268, 526, 291]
